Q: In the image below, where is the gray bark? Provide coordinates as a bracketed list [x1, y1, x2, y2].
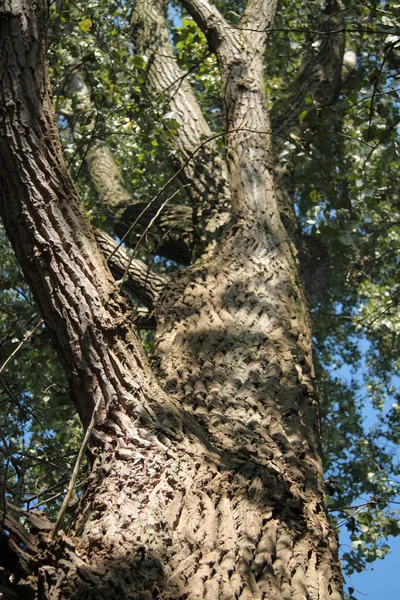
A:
[131, 0, 232, 251]
[94, 229, 170, 309]
[0, 1, 345, 599]
[270, 0, 346, 143]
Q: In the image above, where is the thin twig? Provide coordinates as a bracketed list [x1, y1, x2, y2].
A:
[335, 505, 367, 529]
[26, 478, 70, 507]
[119, 185, 189, 291]
[0, 320, 44, 377]
[233, 26, 393, 35]
[30, 481, 83, 511]
[51, 395, 102, 539]
[107, 125, 322, 263]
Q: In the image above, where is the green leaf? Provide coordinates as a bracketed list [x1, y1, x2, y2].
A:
[299, 110, 308, 123]
[133, 55, 146, 70]
[78, 18, 92, 32]
[309, 189, 317, 202]
[166, 118, 180, 130]
[304, 92, 313, 105]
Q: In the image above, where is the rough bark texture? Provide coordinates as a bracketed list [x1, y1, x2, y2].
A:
[0, 1, 345, 599]
[152, 2, 342, 598]
[131, 0, 232, 251]
[270, 0, 346, 143]
[67, 73, 194, 265]
[94, 229, 170, 309]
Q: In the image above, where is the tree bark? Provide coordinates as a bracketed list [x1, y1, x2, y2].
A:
[0, 1, 344, 599]
[153, 2, 343, 598]
[94, 229, 170, 309]
[270, 0, 346, 143]
[65, 72, 194, 265]
[132, 0, 232, 251]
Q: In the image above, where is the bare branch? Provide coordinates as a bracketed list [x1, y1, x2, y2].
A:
[63, 73, 132, 219]
[0, 1, 169, 430]
[62, 72, 195, 262]
[94, 229, 170, 309]
[85, 142, 133, 219]
[0, 320, 43, 377]
[270, 0, 346, 141]
[51, 391, 102, 539]
[241, 0, 279, 36]
[85, 140, 194, 263]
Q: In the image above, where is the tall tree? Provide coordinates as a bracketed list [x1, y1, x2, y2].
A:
[0, 0, 399, 599]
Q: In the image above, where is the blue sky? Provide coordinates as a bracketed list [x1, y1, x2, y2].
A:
[347, 535, 400, 600]
[334, 339, 400, 599]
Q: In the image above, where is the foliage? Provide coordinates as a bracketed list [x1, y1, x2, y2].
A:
[297, 8, 400, 580]
[0, 228, 80, 519]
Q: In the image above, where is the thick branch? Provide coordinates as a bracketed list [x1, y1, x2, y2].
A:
[94, 229, 170, 309]
[211, 25, 278, 223]
[85, 142, 133, 219]
[85, 141, 193, 264]
[63, 73, 194, 265]
[0, 4, 345, 598]
[241, 0, 279, 34]
[270, 0, 346, 141]
[132, 0, 231, 250]
[0, 0, 169, 432]
[180, 0, 229, 50]
[66, 73, 134, 219]
[269, 2, 349, 307]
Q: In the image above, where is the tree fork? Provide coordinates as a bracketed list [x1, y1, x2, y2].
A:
[152, 0, 344, 598]
[65, 74, 195, 266]
[0, 1, 344, 599]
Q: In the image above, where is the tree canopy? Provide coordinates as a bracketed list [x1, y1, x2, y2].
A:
[0, 0, 399, 598]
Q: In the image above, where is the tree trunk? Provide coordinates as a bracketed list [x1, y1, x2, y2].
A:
[0, 1, 344, 599]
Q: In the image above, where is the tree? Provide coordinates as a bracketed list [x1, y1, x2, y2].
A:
[0, 0, 399, 599]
